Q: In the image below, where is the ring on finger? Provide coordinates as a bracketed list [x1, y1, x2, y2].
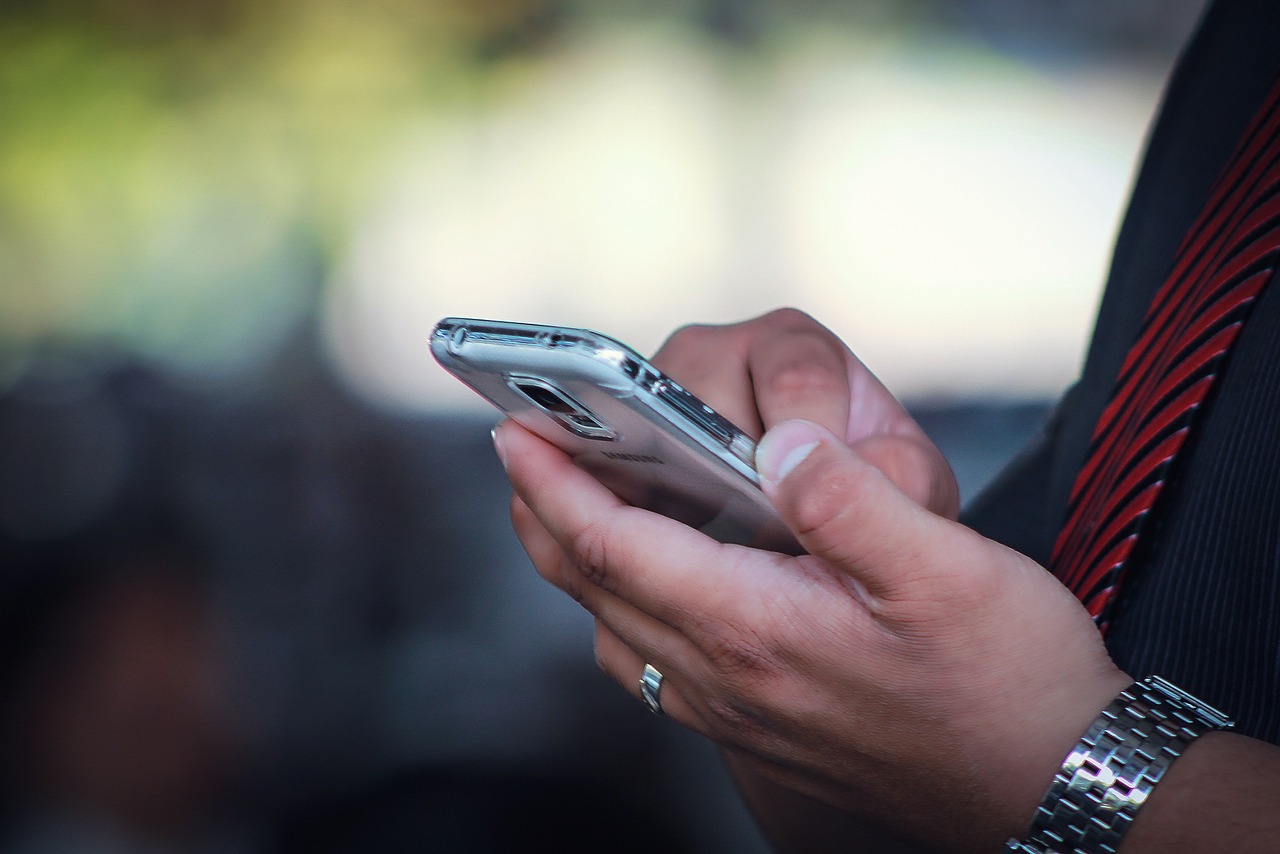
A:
[639, 663, 665, 715]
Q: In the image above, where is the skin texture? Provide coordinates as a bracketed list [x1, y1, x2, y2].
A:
[496, 309, 1280, 853]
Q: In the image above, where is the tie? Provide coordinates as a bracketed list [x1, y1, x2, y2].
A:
[1051, 76, 1280, 631]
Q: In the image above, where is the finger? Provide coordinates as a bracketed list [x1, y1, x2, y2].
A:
[513, 490, 666, 616]
[651, 323, 763, 436]
[510, 492, 580, 597]
[743, 309, 853, 437]
[494, 419, 749, 626]
[852, 434, 961, 521]
[517, 483, 733, 742]
[651, 309, 858, 441]
[756, 419, 958, 599]
[593, 621, 706, 732]
[511, 455, 718, 735]
[515, 491, 715, 647]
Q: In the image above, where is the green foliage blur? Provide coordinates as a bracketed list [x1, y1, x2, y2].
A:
[0, 0, 573, 371]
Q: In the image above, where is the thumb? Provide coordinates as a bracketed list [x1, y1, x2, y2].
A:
[756, 419, 939, 595]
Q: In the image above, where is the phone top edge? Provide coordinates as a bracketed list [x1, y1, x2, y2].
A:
[432, 317, 640, 365]
[431, 316, 762, 481]
[645, 381, 760, 481]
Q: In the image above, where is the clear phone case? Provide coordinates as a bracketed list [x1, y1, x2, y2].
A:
[431, 318, 801, 554]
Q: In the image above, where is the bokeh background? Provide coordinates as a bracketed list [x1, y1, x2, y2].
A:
[0, 1, 1207, 851]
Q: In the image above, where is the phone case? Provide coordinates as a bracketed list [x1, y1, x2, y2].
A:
[431, 318, 801, 554]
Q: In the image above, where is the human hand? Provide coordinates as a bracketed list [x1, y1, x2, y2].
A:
[499, 414, 1131, 850]
[645, 308, 959, 520]
[497, 415, 1129, 852]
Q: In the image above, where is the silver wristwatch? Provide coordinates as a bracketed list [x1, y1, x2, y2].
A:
[1006, 675, 1233, 854]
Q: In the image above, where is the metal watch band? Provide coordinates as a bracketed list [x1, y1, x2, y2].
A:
[1005, 675, 1233, 854]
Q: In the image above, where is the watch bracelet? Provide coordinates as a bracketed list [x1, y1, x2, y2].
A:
[1005, 675, 1233, 854]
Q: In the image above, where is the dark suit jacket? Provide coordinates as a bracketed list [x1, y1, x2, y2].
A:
[963, 0, 1280, 742]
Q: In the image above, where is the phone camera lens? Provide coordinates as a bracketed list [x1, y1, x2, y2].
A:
[511, 379, 614, 441]
[516, 382, 573, 414]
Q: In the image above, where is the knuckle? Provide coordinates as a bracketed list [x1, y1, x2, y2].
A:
[653, 322, 733, 384]
[657, 322, 722, 364]
[567, 518, 615, 590]
[592, 633, 617, 678]
[662, 321, 718, 348]
[701, 693, 771, 742]
[699, 621, 779, 683]
[559, 557, 588, 604]
[685, 608, 807, 746]
[659, 309, 819, 361]
[759, 358, 846, 404]
[759, 306, 818, 331]
[533, 547, 587, 603]
[783, 463, 920, 579]
[787, 462, 862, 541]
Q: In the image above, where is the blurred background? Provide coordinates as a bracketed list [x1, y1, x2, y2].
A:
[0, 0, 1207, 851]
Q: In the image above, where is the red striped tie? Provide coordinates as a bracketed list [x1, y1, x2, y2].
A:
[1051, 77, 1280, 631]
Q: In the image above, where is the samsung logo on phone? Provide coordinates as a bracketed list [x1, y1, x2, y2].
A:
[602, 451, 665, 465]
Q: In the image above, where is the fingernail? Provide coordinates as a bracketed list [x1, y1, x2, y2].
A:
[756, 420, 825, 485]
[491, 422, 509, 468]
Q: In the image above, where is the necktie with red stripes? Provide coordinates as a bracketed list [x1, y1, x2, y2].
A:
[1051, 77, 1280, 632]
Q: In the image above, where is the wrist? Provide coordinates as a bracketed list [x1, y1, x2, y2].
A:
[990, 667, 1132, 844]
[1006, 675, 1234, 854]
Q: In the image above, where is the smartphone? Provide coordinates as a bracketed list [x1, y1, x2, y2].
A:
[431, 317, 801, 555]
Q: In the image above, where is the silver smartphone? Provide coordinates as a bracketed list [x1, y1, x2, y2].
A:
[431, 317, 801, 555]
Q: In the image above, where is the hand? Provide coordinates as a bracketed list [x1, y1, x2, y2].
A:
[499, 418, 1127, 851]
[647, 308, 959, 519]
[498, 310, 1129, 851]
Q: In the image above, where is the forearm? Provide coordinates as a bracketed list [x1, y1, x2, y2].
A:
[1110, 731, 1280, 852]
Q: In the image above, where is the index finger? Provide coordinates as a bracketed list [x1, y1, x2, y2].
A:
[651, 309, 854, 441]
[495, 418, 765, 627]
[744, 311, 852, 437]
